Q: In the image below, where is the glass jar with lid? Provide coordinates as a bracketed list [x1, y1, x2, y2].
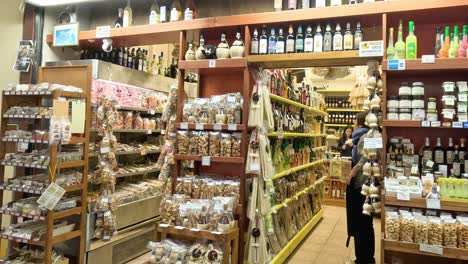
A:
[387, 108, 398, 120]
[399, 95, 411, 109]
[441, 108, 456, 122]
[399, 108, 411, 120]
[411, 95, 424, 109]
[426, 109, 438, 121]
[427, 98, 437, 110]
[411, 82, 425, 96]
[399, 82, 411, 96]
[387, 96, 399, 108]
[412, 109, 425, 121]
[441, 95, 457, 109]
[442, 81, 456, 95]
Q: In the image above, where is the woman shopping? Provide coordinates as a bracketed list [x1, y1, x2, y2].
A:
[337, 126, 353, 157]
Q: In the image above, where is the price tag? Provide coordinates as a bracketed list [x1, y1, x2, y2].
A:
[419, 244, 443, 255]
[149, 110, 156, 115]
[202, 156, 211, 166]
[397, 191, 410, 201]
[426, 160, 435, 168]
[277, 130, 284, 139]
[147, 130, 152, 134]
[195, 123, 204, 130]
[250, 162, 260, 172]
[180, 122, 188, 130]
[174, 226, 185, 230]
[458, 94, 467, 102]
[387, 59, 406, 71]
[411, 165, 419, 175]
[159, 224, 169, 228]
[33, 91, 39, 95]
[211, 231, 223, 235]
[359, 40, 384, 57]
[421, 55, 435, 64]
[213, 124, 222, 130]
[421, 121, 430, 127]
[37, 183, 66, 210]
[141, 149, 147, 156]
[426, 199, 441, 209]
[161, 130, 166, 135]
[100, 147, 110, 154]
[453, 122, 463, 128]
[364, 138, 383, 149]
[96, 25, 111, 38]
[101, 198, 109, 203]
[228, 124, 237, 131]
[431, 121, 441, 127]
[190, 228, 200, 232]
[209, 60, 216, 68]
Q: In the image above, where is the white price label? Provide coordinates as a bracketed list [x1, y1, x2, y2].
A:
[213, 124, 222, 130]
[37, 183, 66, 210]
[410, 165, 419, 175]
[458, 94, 467, 102]
[426, 160, 435, 168]
[96, 25, 111, 38]
[174, 226, 185, 230]
[228, 124, 237, 131]
[277, 131, 284, 139]
[250, 162, 260, 172]
[387, 59, 406, 71]
[202, 156, 211, 166]
[190, 228, 200, 232]
[161, 130, 166, 135]
[397, 191, 410, 201]
[180, 122, 188, 130]
[359, 40, 384, 57]
[147, 129, 152, 134]
[100, 147, 110, 154]
[431, 121, 441, 127]
[445, 98, 455, 106]
[419, 244, 443, 255]
[209, 60, 216, 68]
[195, 123, 204, 130]
[421, 55, 435, 64]
[421, 121, 430, 127]
[364, 138, 383, 149]
[426, 199, 441, 209]
[149, 110, 156, 115]
[159, 224, 169, 228]
[453, 122, 463, 128]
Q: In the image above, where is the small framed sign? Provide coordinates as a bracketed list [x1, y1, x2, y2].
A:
[53, 23, 79, 47]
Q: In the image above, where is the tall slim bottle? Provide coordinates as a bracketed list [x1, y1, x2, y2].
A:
[323, 23, 332, 52]
[160, 0, 167, 23]
[149, 0, 160, 24]
[295, 25, 305, 53]
[286, 25, 295, 53]
[449, 26, 459, 58]
[458, 25, 468, 58]
[304, 25, 314, 52]
[405, 21, 417, 59]
[434, 137, 445, 171]
[115, 8, 124, 28]
[259, 26, 268, 55]
[251, 28, 259, 54]
[394, 20, 406, 59]
[276, 27, 285, 54]
[386, 27, 395, 59]
[421, 137, 433, 168]
[434, 27, 442, 57]
[343, 22, 353, 50]
[172, 0, 183, 19]
[313, 24, 323, 52]
[268, 28, 277, 54]
[185, 0, 196, 18]
[354, 22, 363, 50]
[439, 26, 450, 58]
[123, 0, 132, 28]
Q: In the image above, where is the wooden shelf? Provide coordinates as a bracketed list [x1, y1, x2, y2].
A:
[0, 234, 45, 246]
[273, 159, 326, 180]
[248, 50, 381, 68]
[0, 209, 45, 220]
[176, 123, 245, 131]
[383, 58, 468, 72]
[384, 195, 468, 213]
[327, 108, 365, 112]
[174, 154, 245, 164]
[3, 90, 84, 99]
[383, 120, 467, 129]
[1, 161, 47, 169]
[179, 58, 247, 70]
[383, 240, 468, 260]
[52, 230, 81, 245]
[325, 123, 350, 127]
[156, 224, 238, 241]
[267, 132, 326, 138]
[2, 138, 49, 144]
[52, 207, 82, 220]
[270, 209, 323, 264]
[317, 90, 352, 93]
[271, 178, 327, 212]
[91, 129, 161, 134]
[89, 149, 161, 157]
[2, 114, 50, 119]
[114, 168, 160, 179]
[269, 94, 326, 116]
[58, 160, 86, 169]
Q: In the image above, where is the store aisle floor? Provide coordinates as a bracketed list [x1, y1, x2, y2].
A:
[287, 205, 381, 264]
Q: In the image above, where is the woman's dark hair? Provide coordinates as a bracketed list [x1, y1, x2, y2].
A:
[355, 112, 368, 127]
[341, 126, 353, 141]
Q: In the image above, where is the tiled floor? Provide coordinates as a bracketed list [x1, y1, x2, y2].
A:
[127, 205, 381, 264]
[287, 205, 381, 264]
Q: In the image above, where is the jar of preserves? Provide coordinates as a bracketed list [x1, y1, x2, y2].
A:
[387, 96, 399, 108]
[399, 82, 411, 96]
[441, 95, 457, 109]
[427, 98, 437, 110]
[399, 95, 412, 109]
[426, 109, 438, 121]
[442, 81, 456, 95]
[399, 108, 411, 120]
[412, 109, 425, 121]
[412, 82, 425, 96]
[411, 95, 425, 109]
[441, 108, 456, 122]
[387, 108, 399, 120]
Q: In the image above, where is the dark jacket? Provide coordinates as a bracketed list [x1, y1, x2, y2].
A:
[338, 137, 353, 157]
[351, 127, 369, 166]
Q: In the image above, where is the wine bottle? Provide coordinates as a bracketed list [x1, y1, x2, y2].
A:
[323, 23, 332, 52]
[304, 25, 314, 52]
[268, 28, 277, 54]
[251, 28, 260, 54]
[149, 0, 160, 24]
[259, 26, 268, 54]
[115, 8, 124, 28]
[276, 27, 285, 54]
[354, 22, 363, 50]
[286, 25, 295, 53]
[295, 24, 304, 53]
[333, 23, 343, 51]
[123, 0, 132, 28]
[343, 22, 353, 50]
[387, 27, 395, 59]
[453, 147, 461, 177]
[313, 24, 323, 52]
[434, 137, 445, 170]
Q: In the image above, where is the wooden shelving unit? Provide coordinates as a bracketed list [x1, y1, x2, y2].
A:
[0, 65, 92, 264]
[383, 240, 468, 261]
[382, 58, 468, 72]
[270, 94, 327, 115]
[383, 120, 467, 129]
[383, 195, 468, 213]
[273, 159, 326, 180]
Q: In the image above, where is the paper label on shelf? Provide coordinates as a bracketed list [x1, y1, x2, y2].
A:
[213, 124, 222, 131]
[190, 228, 200, 232]
[410, 165, 419, 175]
[421, 121, 430, 127]
[363, 138, 383, 149]
[209, 60, 216, 68]
[96, 25, 111, 38]
[453, 122, 463, 128]
[161, 130, 166, 135]
[228, 124, 237, 131]
[17, 142, 28, 153]
[37, 183, 66, 210]
[149, 110, 156, 115]
[419, 244, 443, 255]
[459, 94, 468, 102]
[100, 147, 110, 154]
[426, 199, 441, 209]
[195, 123, 204, 130]
[359, 40, 384, 57]
[396, 191, 410, 201]
[174, 226, 185, 230]
[277, 130, 284, 139]
[180, 122, 188, 130]
[426, 160, 435, 168]
[202, 156, 211, 166]
[421, 55, 435, 64]
[387, 59, 405, 71]
[431, 121, 441, 127]
[147, 130, 152, 134]
[141, 149, 147, 156]
[159, 224, 169, 228]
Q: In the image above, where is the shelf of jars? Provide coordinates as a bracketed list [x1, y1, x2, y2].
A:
[382, 120, 468, 128]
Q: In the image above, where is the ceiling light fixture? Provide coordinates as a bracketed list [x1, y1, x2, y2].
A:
[26, 0, 105, 7]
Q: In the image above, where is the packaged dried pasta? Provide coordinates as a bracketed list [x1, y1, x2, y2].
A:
[220, 133, 232, 157]
[399, 214, 415, 243]
[231, 133, 242, 157]
[385, 213, 400, 241]
[414, 215, 429, 244]
[209, 132, 221, 156]
[177, 131, 189, 155]
[188, 131, 199, 155]
[198, 132, 210, 156]
[428, 216, 443, 246]
[443, 218, 458, 248]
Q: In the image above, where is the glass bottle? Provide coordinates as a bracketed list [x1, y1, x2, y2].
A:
[323, 23, 332, 52]
[123, 0, 132, 28]
[127, 48, 135, 68]
[333, 23, 343, 51]
[434, 137, 445, 169]
[386, 27, 395, 59]
[172, 0, 183, 20]
[449, 26, 459, 58]
[274, 0, 283, 11]
[115, 8, 124, 28]
[434, 27, 442, 57]
[135, 48, 141, 70]
[117, 48, 123, 66]
[276, 27, 285, 54]
[394, 20, 406, 59]
[160, 0, 167, 23]
[405, 21, 417, 59]
[259, 26, 268, 55]
[313, 24, 323, 52]
[446, 137, 455, 166]
[458, 25, 468, 58]
[421, 137, 433, 168]
[251, 28, 259, 54]
[185, 0, 196, 19]
[122, 47, 128, 67]
[343, 22, 353, 50]
[151, 54, 158, 75]
[453, 147, 461, 178]
[149, 0, 160, 24]
[301, 0, 310, 8]
[268, 28, 277, 54]
[288, 0, 297, 10]
[439, 26, 450, 58]
[316, 0, 326, 8]
[295, 24, 304, 53]
[304, 25, 314, 52]
[286, 25, 295, 53]
[353, 22, 363, 50]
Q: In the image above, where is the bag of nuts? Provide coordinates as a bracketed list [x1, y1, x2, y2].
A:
[220, 133, 232, 157]
[428, 216, 443, 246]
[188, 131, 199, 155]
[385, 212, 400, 241]
[231, 133, 242, 157]
[209, 132, 221, 156]
[198, 131, 210, 156]
[443, 218, 458, 248]
[414, 215, 429, 244]
[399, 213, 415, 243]
[457, 218, 468, 249]
[177, 131, 189, 155]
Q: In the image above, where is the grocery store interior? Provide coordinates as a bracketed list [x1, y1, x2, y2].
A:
[0, 0, 467, 263]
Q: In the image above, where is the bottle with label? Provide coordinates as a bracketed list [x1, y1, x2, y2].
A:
[304, 25, 314, 52]
[268, 28, 277, 54]
[459, 138, 466, 170]
[127, 48, 135, 68]
[434, 137, 445, 170]
[458, 25, 468, 58]
[115, 8, 124, 28]
[453, 147, 461, 177]
[151, 54, 158, 75]
[122, 48, 128, 67]
[446, 137, 455, 166]
[286, 25, 295, 53]
[117, 48, 123, 65]
[172, 0, 182, 19]
[288, 0, 297, 9]
[405, 21, 417, 59]
[331, 0, 342, 6]
[301, 0, 310, 8]
[316, 0, 326, 8]
[276, 27, 285, 54]
[160, 1, 167, 23]
[123, 0, 132, 27]
[323, 23, 332, 52]
[251, 28, 259, 54]
[274, 0, 283, 11]
[332, 23, 343, 51]
[434, 27, 442, 57]
[386, 27, 395, 59]
[353, 22, 363, 50]
[296, 24, 304, 53]
[135, 48, 142, 70]
[185, 0, 196, 19]
[394, 20, 406, 59]
[149, 0, 160, 24]
[170, 7, 179, 21]
[313, 24, 323, 52]
[449, 26, 459, 58]
[343, 22, 353, 50]
[464, 144, 468, 174]
[259, 26, 268, 54]
[439, 26, 450, 58]
[158, 52, 164, 75]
